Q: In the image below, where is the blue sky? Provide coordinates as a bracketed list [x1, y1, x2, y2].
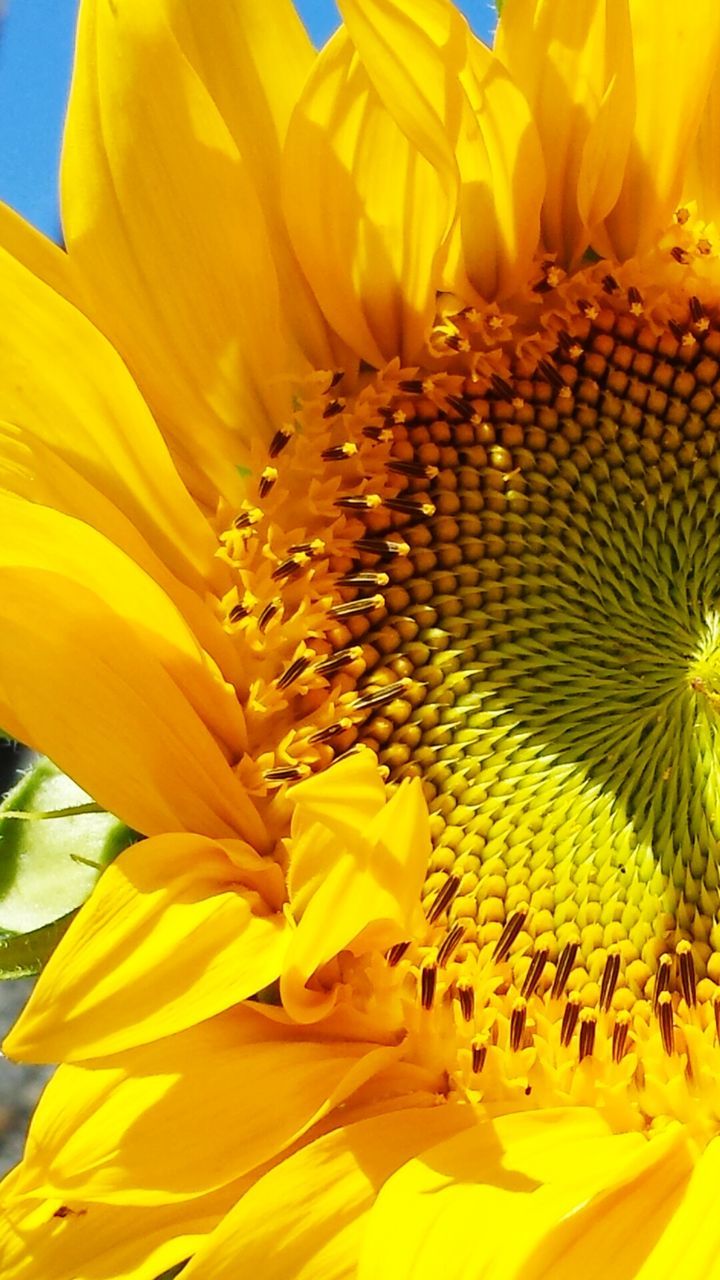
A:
[0, 0, 496, 240]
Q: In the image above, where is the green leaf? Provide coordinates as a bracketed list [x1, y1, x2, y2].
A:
[0, 758, 137, 977]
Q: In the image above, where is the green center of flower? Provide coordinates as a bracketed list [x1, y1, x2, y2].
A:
[343, 300, 720, 1013]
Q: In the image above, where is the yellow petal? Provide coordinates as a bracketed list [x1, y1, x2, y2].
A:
[282, 758, 429, 1022]
[0, 225, 247, 686]
[0, 496, 264, 846]
[0, 1174, 237, 1280]
[338, 0, 543, 300]
[0, 199, 78, 307]
[636, 1137, 720, 1279]
[358, 1110, 691, 1280]
[181, 1103, 473, 1280]
[496, 0, 634, 264]
[283, 28, 449, 366]
[0, 231, 216, 598]
[13, 1007, 400, 1205]
[517, 1127, 693, 1278]
[161, 0, 339, 372]
[62, 0, 308, 507]
[4, 834, 287, 1063]
[603, 2, 720, 259]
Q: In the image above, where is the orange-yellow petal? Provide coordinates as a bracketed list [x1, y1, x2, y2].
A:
[283, 28, 449, 367]
[0, 495, 264, 846]
[62, 0, 309, 507]
[338, 0, 544, 301]
[4, 834, 287, 1063]
[496, 0, 634, 264]
[12, 1007, 400, 1205]
[181, 1104, 473, 1280]
[602, 3, 720, 259]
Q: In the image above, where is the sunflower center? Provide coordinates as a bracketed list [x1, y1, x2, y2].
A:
[337, 299, 720, 1026]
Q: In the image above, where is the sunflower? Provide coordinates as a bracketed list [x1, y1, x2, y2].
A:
[4, 0, 720, 1274]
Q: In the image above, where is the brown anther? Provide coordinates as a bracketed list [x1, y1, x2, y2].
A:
[398, 379, 424, 394]
[551, 939, 579, 999]
[671, 246, 691, 265]
[427, 873, 461, 924]
[657, 991, 675, 1056]
[328, 370, 345, 390]
[387, 459, 439, 479]
[446, 394, 477, 421]
[471, 1035, 487, 1074]
[510, 998, 528, 1051]
[386, 940, 411, 967]
[577, 298, 598, 318]
[420, 962, 437, 1010]
[313, 646, 363, 676]
[330, 594, 385, 620]
[677, 941, 697, 1009]
[337, 571, 390, 589]
[322, 442, 358, 461]
[612, 1011, 631, 1064]
[697, 238, 712, 256]
[258, 600, 281, 631]
[264, 765, 308, 784]
[233, 507, 262, 530]
[491, 373, 515, 401]
[456, 982, 475, 1023]
[351, 678, 410, 712]
[602, 273, 620, 294]
[354, 537, 411, 557]
[492, 907, 528, 965]
[560, 992, 581, 1046]
[599, 950, 621, 1012]
[537, 358, 566, 391]
[323, 398, 346, 418]
[269, 426, 294, 458]
[628, 285, 643, 312]
[271, 556, 307, 582]
[334, 493, 382, 511]
[288, 538, 326, 557]
[276, 655, 312, 691]
[308, 718, 352, 744]
[653, 953, 672, 1012]
[690, 295, 707, 325]
[676, 207, 690, 225]
[668, 319, 689, 345]
[437, 924, 465, 967]
[363, 424, 394, 442]
[521, 948, 548, 1000]
[228, 602, 250, 624]
[383, 496, 436, 517]
[444, 332, 465, 351]
[578, 1010, 597, 1062]
[259, 466, 278, 499]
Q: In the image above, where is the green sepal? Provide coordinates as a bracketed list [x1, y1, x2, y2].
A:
[0, 757, 137, 978]
[0, 911, 78, 980]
